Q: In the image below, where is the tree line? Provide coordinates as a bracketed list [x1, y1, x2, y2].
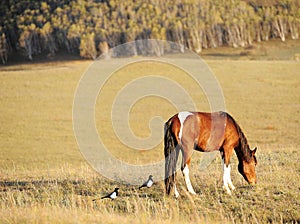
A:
[0, 0, 299, 63]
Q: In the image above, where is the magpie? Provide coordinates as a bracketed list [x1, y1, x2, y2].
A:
[139, 175, 154, 189]
[93, 187, 119, 201]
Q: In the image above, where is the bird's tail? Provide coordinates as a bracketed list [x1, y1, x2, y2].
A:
[100, 195, 110, 199]
[164, 117, 179, 195]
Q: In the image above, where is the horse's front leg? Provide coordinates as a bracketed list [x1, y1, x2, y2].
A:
[222, 159, 236, 194]
[221, 144, 237, 195]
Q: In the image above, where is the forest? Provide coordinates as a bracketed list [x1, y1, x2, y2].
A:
[0, 0, 299, 63]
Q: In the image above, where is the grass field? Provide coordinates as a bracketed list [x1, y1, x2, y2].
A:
[0, 40, 300, 223]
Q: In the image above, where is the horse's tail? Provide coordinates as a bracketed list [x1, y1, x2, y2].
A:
[164, 117, 179, 195]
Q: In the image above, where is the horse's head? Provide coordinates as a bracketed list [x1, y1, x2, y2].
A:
[238, 147, 257, 184]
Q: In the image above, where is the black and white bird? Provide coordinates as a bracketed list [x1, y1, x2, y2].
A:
[139, 175, 154, 189]
[95, 187, 119, 200]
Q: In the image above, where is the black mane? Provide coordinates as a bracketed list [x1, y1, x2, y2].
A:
[225, 112, 252, 162]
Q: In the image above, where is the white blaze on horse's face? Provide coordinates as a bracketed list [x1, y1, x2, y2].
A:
[178, 111, 193, 141]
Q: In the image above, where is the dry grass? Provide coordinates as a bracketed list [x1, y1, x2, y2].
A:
[201, 39, 300, 61]
[0, 41, 300, 223]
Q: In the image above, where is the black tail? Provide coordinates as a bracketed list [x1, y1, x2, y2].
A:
[138, 184, 145, 190]
[164, 117, 179, 195]
[93, 195, 108, 201]
[100, 195, 110, 199]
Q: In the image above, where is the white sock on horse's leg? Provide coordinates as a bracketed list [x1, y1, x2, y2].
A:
[227, 173, 236, 191]
[174, 184, 180, 198]
[182, 165, 196, 195]
[222, 159, 233, 194]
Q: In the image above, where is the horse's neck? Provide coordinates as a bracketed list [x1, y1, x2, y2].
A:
[234, 143, 251, 163]
[234, 146, 244, 163]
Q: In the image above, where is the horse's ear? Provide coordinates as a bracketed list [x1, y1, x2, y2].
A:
[251, 147, 257, 155]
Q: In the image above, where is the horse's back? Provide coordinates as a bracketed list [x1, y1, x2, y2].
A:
[167, 111, 238, 152]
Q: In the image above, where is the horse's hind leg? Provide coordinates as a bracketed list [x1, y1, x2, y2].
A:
[174, 183, 180, 198]
[181, 144, 196, 195]
[182, 160, 196, 195]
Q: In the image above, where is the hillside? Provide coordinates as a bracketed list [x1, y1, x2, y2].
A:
[0, 0, 299, 63]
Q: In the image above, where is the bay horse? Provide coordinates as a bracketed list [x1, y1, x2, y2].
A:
[164, 111, 257, 197]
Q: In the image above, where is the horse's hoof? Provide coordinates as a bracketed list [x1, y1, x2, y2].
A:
[229, 185, 236, 191]
[223, 186, 232, 195]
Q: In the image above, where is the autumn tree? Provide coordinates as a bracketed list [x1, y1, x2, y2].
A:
[0, 33, 8, 64]
[0, 0, 299, 63]
[80, 33, 97, 59]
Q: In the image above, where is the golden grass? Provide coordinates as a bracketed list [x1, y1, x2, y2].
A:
[0, 48, 299, 223]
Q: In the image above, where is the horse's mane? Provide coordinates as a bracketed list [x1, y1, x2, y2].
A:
[226, 112, 252, 162]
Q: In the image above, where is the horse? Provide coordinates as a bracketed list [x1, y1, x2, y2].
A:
[164, 111, 257, 197]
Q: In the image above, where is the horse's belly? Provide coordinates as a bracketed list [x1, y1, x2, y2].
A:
[194, 145, 206, 152]
[196, 136, 223, 152]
